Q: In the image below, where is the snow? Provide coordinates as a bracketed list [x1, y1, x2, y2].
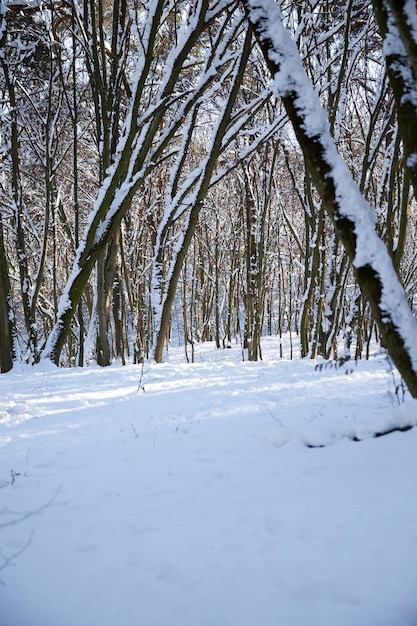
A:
[403, 1, 417, 47]
[1, 337, 417, 626]
[382, 5, 417, 109]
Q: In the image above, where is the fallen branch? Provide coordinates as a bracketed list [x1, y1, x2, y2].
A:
[307, 423, 415, 448]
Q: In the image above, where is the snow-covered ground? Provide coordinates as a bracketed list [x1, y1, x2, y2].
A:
[1, 337, 417, 626]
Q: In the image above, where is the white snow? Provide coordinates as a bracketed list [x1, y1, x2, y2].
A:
[403, 1, 417, 47]
[1, 336, 417, 626]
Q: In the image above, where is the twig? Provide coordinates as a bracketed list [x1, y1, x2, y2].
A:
[0, 532, 34, 584]
[130, 422, 138, 439]
[0, 487, 62, 530]
[307, 424, 415, 448]
[259, 401, 285, 428]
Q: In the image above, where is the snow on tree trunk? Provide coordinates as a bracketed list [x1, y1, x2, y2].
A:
[372, 1, 417, 197]
[243, 0, 417, 398]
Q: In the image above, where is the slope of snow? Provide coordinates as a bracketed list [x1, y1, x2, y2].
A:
[1, 337, 417, 626]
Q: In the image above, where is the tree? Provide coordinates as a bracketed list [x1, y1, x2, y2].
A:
[0, 1, 40, 362]
[372, 0, 417, 197]
[0, 3, 16, 372]
[243, 0, 417, 397]
[151, 22, 254, 363]
[0, 211, 16, 372]
[78, 0, 131, 366]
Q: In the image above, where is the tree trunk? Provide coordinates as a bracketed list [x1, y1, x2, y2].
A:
[372, 1, 417, 197]
[0, 48, 38, 361]
[0, 215, 16, 372]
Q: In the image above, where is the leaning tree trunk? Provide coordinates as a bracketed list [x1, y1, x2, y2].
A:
[243, 0, 417, 398]
[152, 27, 253, 363]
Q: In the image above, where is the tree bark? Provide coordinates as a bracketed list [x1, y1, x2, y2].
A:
[0, 214, 16, 372]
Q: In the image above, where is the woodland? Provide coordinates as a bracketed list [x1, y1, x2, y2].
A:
[1, 0, 417, 393]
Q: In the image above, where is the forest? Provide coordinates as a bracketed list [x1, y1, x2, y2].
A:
[2, 2, 417, 621]
[1, 0, 417, 391]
